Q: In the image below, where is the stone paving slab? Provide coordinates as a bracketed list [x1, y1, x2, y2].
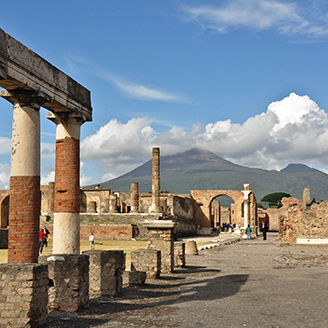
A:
[46, 232, 328, 327]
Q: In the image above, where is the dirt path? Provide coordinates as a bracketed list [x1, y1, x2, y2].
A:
[47, 233, 328, 327]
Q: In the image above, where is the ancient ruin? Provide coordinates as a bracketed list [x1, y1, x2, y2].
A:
[0, 28, 92, 262]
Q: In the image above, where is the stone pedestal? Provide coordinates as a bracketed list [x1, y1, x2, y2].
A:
[144, 220, 176, 272]
[0, 263, 48, 327]
[39, 254, 89, 311]
[131, 249, 161, 279]
[82, 250, 125, 298]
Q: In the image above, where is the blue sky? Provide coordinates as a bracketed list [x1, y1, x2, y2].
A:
[1, 0, 328, 189]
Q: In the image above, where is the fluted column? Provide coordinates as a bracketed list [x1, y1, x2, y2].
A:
[0, 91, 47, 263]
[48, 113, 83, 254]
[149, 147, 160, 213]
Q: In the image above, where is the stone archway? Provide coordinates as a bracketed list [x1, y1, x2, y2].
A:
[191, 186, 257, 228]
[0, 193, 10, 228]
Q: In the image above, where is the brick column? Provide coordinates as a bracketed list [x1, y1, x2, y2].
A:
[130, 182, 139, 213]
[149, 147, 160, 213]
[48, 113, 83, 254]
[0, 91, 47, 263]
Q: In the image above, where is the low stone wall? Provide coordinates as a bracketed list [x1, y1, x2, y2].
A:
[131, 249, 161, 279]
[0, 263, 48, 327]
[80, 225, 134, 240]
[0, 228, 8, 248]
[39, 254, 89, 312]
[82, 250, 125, 298]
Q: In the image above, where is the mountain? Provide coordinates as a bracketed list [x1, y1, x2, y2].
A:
[93, 148, 328, 202]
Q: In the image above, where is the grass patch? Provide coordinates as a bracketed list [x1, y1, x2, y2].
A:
[0, 239, 148, 267]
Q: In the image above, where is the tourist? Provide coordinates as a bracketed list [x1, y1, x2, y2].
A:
[246, 224, 252, 240]
[260, 222, 269, 240]
[39, 229, 45, 254]
[43, 226, 50, 247]
[89, 232, 95, 249]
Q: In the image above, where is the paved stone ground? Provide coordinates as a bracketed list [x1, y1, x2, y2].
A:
[46, 232, 328, 328]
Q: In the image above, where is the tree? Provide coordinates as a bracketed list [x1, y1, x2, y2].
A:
[261, 192, 291, 208]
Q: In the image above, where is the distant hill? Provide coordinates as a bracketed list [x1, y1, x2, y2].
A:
[91, 148, 328, 202]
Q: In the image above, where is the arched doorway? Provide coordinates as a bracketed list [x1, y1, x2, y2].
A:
[1, 195, 9, 228]
[211, 195, 235, 229]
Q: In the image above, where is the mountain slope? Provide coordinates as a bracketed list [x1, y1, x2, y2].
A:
[95, 148, 328, 202]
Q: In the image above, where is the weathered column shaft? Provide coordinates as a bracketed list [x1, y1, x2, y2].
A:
[149, 147, 160, 213]
[50, 115, 82, 254]
[8, 100, 41, 263]
[244, 200, 250, 227]
[48, 181, 55, 214]
[130, 182, 139, 213]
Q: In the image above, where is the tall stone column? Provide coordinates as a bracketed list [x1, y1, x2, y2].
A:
[130, 182, 139, 213]
[48, 113, 83, 254]
[48, 181, 55, 214]
[149, 147, 160, 213]
[0, 91, 47, 263]
[242, 184, 251, 228]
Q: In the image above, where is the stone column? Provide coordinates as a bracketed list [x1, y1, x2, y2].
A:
[303, 188, 311, 210]
[1, 91, 47, 263]
[109, 194, 118, 213]
[48, 181, 55, 214]
[130, 182, 139, 213]
[242, 184, 251, 228]
[149, 147, 160, 213]
[48, 113, 83, 254]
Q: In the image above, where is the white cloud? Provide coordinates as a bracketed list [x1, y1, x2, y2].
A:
[0, 137, 11, 155]
[80, 92, 328, 182]
[181, 0, 328, 40]
[0, 163, 10, 189]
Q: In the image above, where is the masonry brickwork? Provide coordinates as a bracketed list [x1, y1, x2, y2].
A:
[279, 196, 328, 245]
[54, 138, 80, 213]
[82, 250, 125, 298]
[38, 254, 89, 311]
[8, 176, 40, 263]
[131, 249, 161, 279]
[0, 263, 48, 327]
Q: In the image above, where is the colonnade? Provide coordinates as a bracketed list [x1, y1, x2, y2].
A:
[0, 91, 86, 262]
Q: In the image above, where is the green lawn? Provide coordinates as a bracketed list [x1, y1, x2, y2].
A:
[0, 239, 148, 267]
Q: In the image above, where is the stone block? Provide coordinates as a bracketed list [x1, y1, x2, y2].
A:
[123, 271, 146, 286]
[0, 263, 48, 327]
[174, 242, 185, 267]
[39, 254, 89, 311]
[131, 249, 161, 279]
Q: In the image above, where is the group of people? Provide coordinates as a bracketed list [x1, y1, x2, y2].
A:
[39, 226, 50, 254]
[246, 222, 269, 240]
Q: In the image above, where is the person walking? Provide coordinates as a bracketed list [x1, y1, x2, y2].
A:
[261, 222, 269, 240]
[246, 224, 252, 240]
[43, 226, 50, 247]
[39, 228, 45, 254]
[89, 232, 95, 249]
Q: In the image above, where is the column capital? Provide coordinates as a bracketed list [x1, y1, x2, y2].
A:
[46, 112, 84, 140]
[0, 90, 51, 109]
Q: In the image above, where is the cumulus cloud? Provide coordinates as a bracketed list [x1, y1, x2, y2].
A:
[81, 92, 328, 182]
[181, 0, 328, 40]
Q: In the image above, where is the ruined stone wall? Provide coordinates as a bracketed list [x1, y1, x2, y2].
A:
[279, 197, 328, 245]
[41, 185, 49, 214]
[80, 188, 111, 213]
[170, 195, 193, 219]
